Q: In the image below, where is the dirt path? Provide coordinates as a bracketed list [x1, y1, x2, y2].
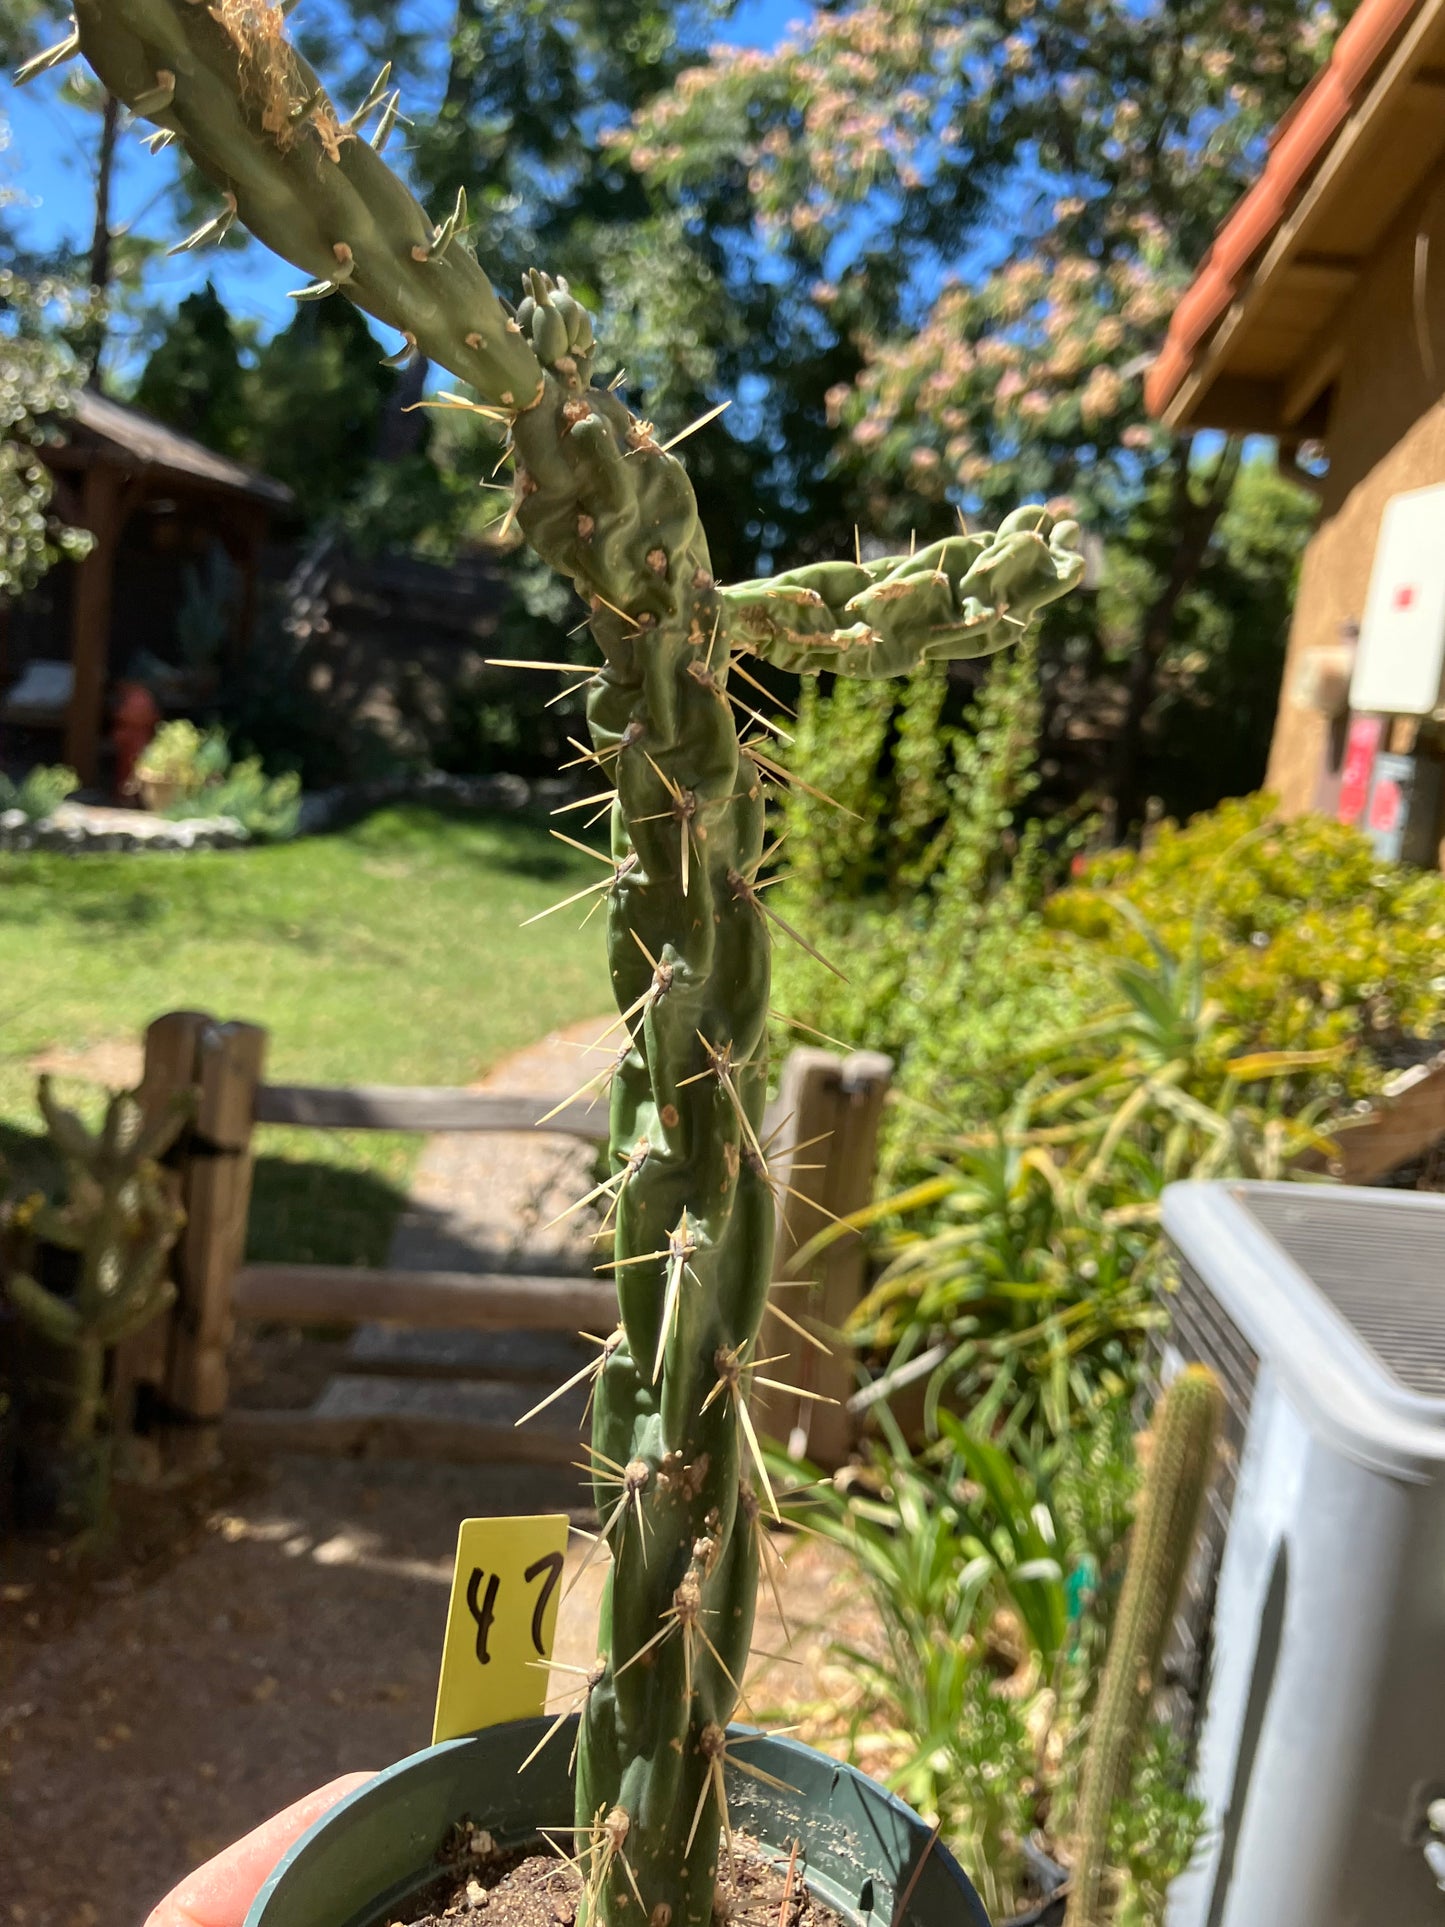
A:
[2, 1024, 880, 1927]
[385, 1016, 611, 1279]
[2, 1458, 869, 1927]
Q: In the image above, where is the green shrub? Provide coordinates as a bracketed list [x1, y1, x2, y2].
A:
[0, 764, 79, 822]
[199, 758, 302, 841]
[136, 721, 300, 840]
[1049, 795, 1445, 1092]
[779, 1396, 1195, 1924]
[771, 644, 1095, 1145]
[804, 912, 1343, 1428]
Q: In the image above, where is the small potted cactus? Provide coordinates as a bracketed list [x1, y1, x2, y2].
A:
[26, 5, 1082, 1920]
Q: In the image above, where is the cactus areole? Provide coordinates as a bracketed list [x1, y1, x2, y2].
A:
[50, 5, 1083, 1920]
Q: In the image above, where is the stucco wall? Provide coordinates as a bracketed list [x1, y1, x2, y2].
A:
[1266, 166, 1445, 819]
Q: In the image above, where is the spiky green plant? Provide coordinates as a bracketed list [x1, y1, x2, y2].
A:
[4, 1078, 190, 1448]
[1065, 1365, 1223, 1927]
[31, 7, 1082, 1918]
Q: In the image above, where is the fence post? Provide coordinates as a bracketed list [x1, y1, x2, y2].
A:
[109, 1011, 211, 1439]
[165, 1020, 267, 1429]
[753, 1046, 893, 1468]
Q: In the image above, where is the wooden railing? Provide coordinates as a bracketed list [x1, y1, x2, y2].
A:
[125, 1010, 893, 1469]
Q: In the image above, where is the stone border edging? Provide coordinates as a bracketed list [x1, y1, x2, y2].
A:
[0, 772, 576, 855]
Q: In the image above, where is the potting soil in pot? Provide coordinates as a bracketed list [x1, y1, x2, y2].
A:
[392, 1819, 846, 1927]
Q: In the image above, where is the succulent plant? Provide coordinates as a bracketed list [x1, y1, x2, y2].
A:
[1065, 1364, 1223, 1926]
[31, 6, 1082, 1918]
[3, 1078, 190, 1447]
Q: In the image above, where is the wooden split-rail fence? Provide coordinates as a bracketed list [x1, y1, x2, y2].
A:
[119, 1010, 894, 1473]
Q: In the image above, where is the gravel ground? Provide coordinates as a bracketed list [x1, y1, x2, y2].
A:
[3, 1020, 880, 1927]
[1, 1454, 871, 1927]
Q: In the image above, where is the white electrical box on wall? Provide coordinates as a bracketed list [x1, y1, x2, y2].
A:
[1350, 482, 1445, 715]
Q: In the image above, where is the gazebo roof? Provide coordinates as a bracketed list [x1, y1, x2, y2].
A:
[62, 389, 293, 510]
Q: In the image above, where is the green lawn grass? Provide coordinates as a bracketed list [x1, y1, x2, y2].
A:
[0, 804, 609, 1265]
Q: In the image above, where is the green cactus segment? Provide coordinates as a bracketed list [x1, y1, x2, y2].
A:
[723, 511, 1085, 678]
[1066, 1365, 1224, 1927]
[511, 362, 774, 1927]
[68, 0, 542, 406]
[6, 1078, 190, 1445]
[44, 11, 1084, 1919]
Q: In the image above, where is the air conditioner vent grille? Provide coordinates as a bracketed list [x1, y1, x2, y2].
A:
[1239, 1192, 1445, 1400]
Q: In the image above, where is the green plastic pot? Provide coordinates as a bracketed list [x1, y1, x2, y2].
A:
[245, 1716, 991, 1927]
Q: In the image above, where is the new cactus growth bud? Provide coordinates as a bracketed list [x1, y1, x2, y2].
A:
[49, 6, 1083, 1919]
[1065, 1365, 1224, 1927]
[3, 1078, 191, 1447]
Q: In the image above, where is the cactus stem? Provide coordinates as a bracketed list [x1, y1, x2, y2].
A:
[15, 22, 82, 84]
[129, 67, 176, 116]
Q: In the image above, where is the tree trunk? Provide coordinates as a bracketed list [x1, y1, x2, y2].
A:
[84, 91, 120, 384]
[1111, 436, 1241, 837]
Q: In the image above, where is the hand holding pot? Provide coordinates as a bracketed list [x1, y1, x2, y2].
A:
[147, 1775, 374, 1927]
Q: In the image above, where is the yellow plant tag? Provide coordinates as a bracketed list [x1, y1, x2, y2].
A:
[432, 1513, 570, 1745]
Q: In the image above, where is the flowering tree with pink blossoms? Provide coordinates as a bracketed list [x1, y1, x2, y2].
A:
[611, 0, 1335, 826]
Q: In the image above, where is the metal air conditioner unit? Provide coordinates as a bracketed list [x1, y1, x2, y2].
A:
[1158, 1180, 1445, 1927]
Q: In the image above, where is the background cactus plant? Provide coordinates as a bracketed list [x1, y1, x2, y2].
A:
[3, 1077, 190, 1450]
[1065, 1365, 1224, 1927]
[38, 6, 1082, 1919]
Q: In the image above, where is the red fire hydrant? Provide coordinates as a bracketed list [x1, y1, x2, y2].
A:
[112, 682, 160, 803]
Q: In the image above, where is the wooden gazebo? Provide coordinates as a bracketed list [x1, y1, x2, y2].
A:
[2, 391, 292, 787]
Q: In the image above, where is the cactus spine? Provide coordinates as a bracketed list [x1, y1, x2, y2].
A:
[1065, 1365, 1224, 1927]
[4, 1079, 189, 1446]
[48, 8, 1083, 1921]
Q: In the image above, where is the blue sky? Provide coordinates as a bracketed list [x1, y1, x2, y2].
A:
[1, 0, 801, 369]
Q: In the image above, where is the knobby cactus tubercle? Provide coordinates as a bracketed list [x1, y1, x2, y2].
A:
[37, 7, 1083, 1919]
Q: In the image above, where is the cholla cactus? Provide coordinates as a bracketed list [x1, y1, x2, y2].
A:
[34, 7, 1082, 1919]
[1065, 1365, 1223, 1927]
[4, 1078, 189, 1448]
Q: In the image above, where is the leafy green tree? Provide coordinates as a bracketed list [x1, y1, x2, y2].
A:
[1, 91, 90, 598]
[133, 280, 250, 456]
[244, 296, 394, 512]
